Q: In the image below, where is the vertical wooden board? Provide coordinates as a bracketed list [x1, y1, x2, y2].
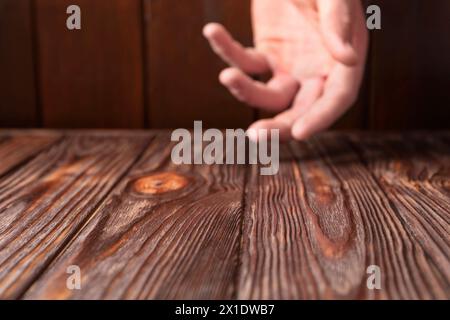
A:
[368, 0, 450, 130]
[0, 0, 38, 127]
[0, 132, 149, 298]
[36, 0, 144, 128]
[238, 134, 449, 299]
[145, 0, 255, 129]
[24, 133, 246, 299]
[0, 130, 60, 177]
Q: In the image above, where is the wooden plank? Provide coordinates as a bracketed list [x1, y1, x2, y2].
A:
[238, 134, 449, 299]
[0, 131, 60, 177]
[0, 0, 38, 127]
[24, 133, 246, 299]
[35, 0, 144, 128]
[145, 0, 255, 129]
[368, 0, 450, 130]
[0, 132, 149, 298]
[348, 133, 450, 298]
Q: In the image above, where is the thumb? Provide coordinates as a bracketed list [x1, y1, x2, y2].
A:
[317, 0, 358, 65]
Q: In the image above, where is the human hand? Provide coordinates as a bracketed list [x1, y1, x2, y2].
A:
[203, 0, 368, 141]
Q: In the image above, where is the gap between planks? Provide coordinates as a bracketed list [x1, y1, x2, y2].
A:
[17, 134, 155, 298]
[0, 131, 154, 298]
[23, 133, 248, 299]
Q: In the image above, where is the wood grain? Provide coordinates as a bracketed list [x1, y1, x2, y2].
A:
[0, 132, 149, 298]
[24, 133, 246, 299]
[0, 131, 60, 177]
[238, 133, 449, 299]
[348, 132, 450, 298]
[144, 0, 255, 129]
[35, 0, 144, 128]
[0, 130, 448, 300]
[0, 0, 38, 127]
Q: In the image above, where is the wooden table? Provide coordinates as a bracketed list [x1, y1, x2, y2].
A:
[0, 130, 448, 300]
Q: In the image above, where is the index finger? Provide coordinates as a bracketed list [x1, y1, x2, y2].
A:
[203, 23, 270, 74]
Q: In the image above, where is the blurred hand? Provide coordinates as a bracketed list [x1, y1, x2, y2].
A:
[203, 0, 368, 141]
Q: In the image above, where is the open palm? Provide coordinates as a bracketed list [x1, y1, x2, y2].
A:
[204, 0, 368, 141]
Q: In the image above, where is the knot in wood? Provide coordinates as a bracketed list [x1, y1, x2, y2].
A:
[133, 172, 188, 195]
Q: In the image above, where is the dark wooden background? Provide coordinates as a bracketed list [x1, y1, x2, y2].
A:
[1, 0, 449, 130]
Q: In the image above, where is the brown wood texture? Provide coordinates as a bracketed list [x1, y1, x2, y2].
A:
[0, 132, 149, 298]
[0, 130, 60, 177]
[239, 134, 449, 299]
[25, 133, 246, 299]
[145, 0, 255, 129]
[35, 0, 145, 128]
[349, 133, 450, 298]
[0, 0, 38, 127]
[0, 130, 448, 300]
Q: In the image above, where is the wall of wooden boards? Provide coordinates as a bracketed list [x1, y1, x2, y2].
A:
[0, 0, 449, 129]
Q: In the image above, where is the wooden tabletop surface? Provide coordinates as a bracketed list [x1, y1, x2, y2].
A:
[0, 130, 448, 300]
